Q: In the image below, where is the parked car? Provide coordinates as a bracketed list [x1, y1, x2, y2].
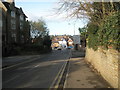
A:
[57, 46, 62, 50]
[67, 46, 73, 49]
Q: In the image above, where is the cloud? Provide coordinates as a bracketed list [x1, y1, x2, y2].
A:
[25, 7, 68, 22]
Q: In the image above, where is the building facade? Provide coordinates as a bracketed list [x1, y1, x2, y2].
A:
[1, 0, 30, 56]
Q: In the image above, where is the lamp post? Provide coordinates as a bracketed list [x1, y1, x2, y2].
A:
[74, 23, 75, 35]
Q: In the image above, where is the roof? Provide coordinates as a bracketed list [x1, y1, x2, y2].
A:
[19, 7, 27, 18]
[2, 2, 10, 10]
[3, 1, 27, 18]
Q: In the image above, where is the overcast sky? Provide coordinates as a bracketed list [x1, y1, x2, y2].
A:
[15, 0, 88, 35]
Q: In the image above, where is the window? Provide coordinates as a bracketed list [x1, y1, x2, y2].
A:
[12, 33, 16, 42]
[20, 15, 24, 21]
[12, 33, 16, 37]
[11, 11, 15, 18]
[12, 24, 16, 30]
[11, 19, 16, 30]
[20, 22, 23, 30]
[22, 35, 24, 38]
[21, 35, 24, 43]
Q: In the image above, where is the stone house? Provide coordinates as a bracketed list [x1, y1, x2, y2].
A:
[1, 0, 30, 56]
[3, 0, 29, 44]
[16, 7, 29, 44]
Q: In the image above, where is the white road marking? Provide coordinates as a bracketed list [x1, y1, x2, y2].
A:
[34, 65, 39, 67]
[3, 75, 20, 84]
[1, 57, 41, 70]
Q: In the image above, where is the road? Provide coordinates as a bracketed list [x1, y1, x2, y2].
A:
[2, 49, 70, 88]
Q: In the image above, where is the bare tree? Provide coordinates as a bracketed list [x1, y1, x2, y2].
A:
[57, 0, 120, 26]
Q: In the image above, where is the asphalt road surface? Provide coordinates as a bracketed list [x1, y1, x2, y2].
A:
[2, 49, 71, 88]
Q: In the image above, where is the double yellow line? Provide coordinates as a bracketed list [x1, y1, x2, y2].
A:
[49, 60, 68, 89]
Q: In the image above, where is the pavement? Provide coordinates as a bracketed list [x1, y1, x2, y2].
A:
[64, 49, 113, 89]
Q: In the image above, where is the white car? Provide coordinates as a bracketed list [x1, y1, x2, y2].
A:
[57, 45, 62, 50]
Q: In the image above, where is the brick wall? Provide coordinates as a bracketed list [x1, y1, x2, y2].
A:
[85, 47, 119, 88]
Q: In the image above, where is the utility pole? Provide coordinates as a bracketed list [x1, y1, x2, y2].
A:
[74, 23, 75, 35]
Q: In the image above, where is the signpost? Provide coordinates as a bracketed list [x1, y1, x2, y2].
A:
[73, 35, 80, 50]
[73, 35, 80, 44]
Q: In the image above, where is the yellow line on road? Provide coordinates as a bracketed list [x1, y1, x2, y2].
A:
[49, 59, 68, 89]
[49, 49, 71, 89]
[49, 62, 65, 89]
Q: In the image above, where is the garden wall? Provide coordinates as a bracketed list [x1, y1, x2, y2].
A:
[85, 47, 119, 88]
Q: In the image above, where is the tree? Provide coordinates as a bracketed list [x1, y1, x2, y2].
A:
[78, 27, 88, 38]
[57, 0, 120, 51]
[57, 1, 120, 25]
[30, 19, 49, 39]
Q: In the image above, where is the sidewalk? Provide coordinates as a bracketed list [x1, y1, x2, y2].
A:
[64, 49, 112, 88]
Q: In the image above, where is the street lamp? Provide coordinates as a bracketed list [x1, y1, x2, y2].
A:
[74, 23, 75, 35]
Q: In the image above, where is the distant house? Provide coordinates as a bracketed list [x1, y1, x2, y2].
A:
[51, 35, 72, 49]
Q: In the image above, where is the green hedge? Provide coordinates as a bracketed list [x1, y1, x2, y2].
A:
[87, 12, 120, 51]
[22, 44, 52, 54]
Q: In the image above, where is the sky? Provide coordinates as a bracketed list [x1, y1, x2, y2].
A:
[15, 0, 88, 35]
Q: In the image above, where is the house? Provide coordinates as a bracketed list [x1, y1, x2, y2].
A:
[51, 35, 73, 49]
[16, 7, 30, 44]
[3, 0, 29, 44]
[1, 0, 30, 56]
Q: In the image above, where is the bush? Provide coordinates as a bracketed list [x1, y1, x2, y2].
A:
[87, 12, 120, 51]
[21, 43, 52, 54]
[22, 44, 43, 52]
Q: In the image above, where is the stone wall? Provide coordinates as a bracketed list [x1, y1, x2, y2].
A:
[85, 47, 119, 88]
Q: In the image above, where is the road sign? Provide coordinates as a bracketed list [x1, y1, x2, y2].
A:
[73, 35, 80, 44]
